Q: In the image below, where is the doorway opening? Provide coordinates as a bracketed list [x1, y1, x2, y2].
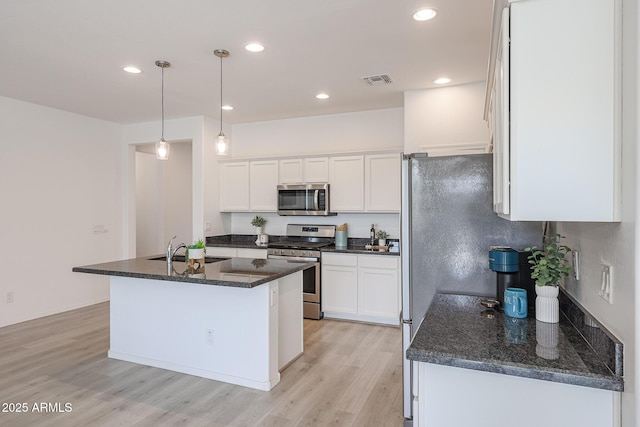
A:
[135, 141, 193, 257]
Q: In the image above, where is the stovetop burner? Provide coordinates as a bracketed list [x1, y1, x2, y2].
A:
[267, 224, 336, 257]
[268, 240, 332, 250]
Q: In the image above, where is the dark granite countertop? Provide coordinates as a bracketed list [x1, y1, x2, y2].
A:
[206, 235, 400, 256]
[406, 294, 623, 391]
[73, 256, 312, 288]
[321, 244, 400, 256]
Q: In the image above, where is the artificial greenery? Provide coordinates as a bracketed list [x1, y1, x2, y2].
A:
[524, 234, 572, 287]
[375, 229, 389, 240]
[251, 215, 267, 228]
[186, 239, 206, 259]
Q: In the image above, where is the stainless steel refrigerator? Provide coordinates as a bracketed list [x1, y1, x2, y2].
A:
[400, 153, 541, 425]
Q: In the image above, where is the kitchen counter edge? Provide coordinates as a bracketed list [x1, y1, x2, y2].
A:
[406, 294, 623, 392]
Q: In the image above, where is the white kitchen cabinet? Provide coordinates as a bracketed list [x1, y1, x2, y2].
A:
[321, 253, 358, 315]
[278, 157, 329, 184]
[321, 252, 400, 325]
[365, 153, 401, 212]
[487, 0, 621, 221]
[220, 162, 250, 211]
[329, 156, 364, 211]
[279, 159, 304, 184]
[357, 255, 400, 321]
[250, 160, 278, 211]
[304, 157, 329, 182]
[416, 362, 618, 427]
[206, 246, 267, 259]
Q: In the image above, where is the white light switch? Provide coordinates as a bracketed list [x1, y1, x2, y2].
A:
[599, 265, 613, 304]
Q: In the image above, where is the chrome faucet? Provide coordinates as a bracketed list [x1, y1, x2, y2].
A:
[166, 236, 187, 270]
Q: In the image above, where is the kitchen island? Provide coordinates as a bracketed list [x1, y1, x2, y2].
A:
[406, 293, 623, 427]
[73, 256, 311, 391]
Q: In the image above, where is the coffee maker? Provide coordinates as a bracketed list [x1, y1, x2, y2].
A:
[489, 248, 535, 312]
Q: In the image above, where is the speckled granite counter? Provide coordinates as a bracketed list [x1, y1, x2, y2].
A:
[206, 234, 400, 256]
[73, 256, 312, 288]
[406, 294, 623, 391]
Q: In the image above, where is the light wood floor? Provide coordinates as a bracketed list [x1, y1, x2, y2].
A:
[0, 303, 403, 426]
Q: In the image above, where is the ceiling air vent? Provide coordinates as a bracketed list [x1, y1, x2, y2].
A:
[361, 74, 393, 86]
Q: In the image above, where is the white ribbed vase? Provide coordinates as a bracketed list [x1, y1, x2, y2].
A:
[535, 285, 559, 323]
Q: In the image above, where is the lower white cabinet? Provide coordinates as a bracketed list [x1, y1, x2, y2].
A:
[415, 362, 619, 427]
[206, 246, 268, 259]
[321, 253, 399, 325]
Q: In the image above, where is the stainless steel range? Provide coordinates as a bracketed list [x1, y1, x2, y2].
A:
[267, 224, 335, 320]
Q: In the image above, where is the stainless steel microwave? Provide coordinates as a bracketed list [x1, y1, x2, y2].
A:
[277, 184, 336, 216]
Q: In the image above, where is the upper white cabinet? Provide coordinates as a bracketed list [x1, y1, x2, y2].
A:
[329, 155, 365, 211]
[278, 159, 304, 184]
[278, 157, 329, 184]
[487, 0, 621, 222]
[365, 153, 401, 212]
[220, 160, 278, 212]
[250, 160, 278, 211]
[221, 152, 401, 213]
[304, 157, 329, 183]
[220, 162, 250, 211]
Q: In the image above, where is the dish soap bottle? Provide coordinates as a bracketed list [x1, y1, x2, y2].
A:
[370, 224, 375, 246]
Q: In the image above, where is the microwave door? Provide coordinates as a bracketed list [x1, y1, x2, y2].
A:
[279, 190, 305, 210]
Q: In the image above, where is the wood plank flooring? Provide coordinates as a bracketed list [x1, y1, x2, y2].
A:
[0, 303, 403, 426]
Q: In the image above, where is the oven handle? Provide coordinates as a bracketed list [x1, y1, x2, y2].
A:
[267, 254, 319, 263]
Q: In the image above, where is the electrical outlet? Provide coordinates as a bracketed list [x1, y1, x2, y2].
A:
[6, 291, 14, 304]
[599, 265, 613, 304]
[206, 329, 214, 345]
[204, 221, 212, 232]
[572, 251, 580, 281]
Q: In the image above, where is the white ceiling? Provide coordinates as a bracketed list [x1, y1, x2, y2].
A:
[0, 0, 492, 125]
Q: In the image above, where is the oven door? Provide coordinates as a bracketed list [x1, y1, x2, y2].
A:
[267, 255, 322, 319]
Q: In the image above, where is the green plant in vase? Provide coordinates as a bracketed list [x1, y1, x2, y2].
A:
[525, 234, 572, 287]
[524, 234, 572, 323]
[186, 239, 206, 259]
[251, 216, 267, 229]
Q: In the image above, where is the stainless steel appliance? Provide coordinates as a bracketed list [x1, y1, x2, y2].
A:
[267, 224, 336, 319]
[277, 184, 336, 216]
[401, 153, 541, 425]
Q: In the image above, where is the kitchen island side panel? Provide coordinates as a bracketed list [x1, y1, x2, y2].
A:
[108, 276, 283, 391]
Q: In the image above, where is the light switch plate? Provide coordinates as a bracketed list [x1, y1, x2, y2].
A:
[599, 265, 613, 304]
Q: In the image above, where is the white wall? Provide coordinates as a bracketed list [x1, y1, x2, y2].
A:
[0, 96, 122, 327]
[556, 2, 637, 425]
[404, 82, 489, 154]
[230, 212, 400, 240]
[231, 108, 403, 158]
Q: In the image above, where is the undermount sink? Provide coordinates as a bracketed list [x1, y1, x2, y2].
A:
[148, 255, 229, 264]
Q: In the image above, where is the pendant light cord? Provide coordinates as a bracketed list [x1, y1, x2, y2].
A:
[219, 54, 223, 133]
[161, 65, 165, 139]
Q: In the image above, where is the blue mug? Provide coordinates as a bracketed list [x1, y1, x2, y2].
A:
[504, 287, 528, 318]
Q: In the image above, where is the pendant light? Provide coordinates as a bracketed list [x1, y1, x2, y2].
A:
[155, 60, 171, 160]
[214, 49, 230, 156]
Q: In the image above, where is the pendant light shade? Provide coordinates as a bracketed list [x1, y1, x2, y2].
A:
[214, 49, 230, 156]
[155, 60, 171, 160]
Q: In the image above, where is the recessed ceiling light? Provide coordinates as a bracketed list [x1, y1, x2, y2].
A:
[245, 43, 265, 53]
[434, 77, 451, 84]
[222, 105, 234, 111]
[316, 93, 330, 100]
[123, 66, 142, 74]
[413, 8, 437, 21]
